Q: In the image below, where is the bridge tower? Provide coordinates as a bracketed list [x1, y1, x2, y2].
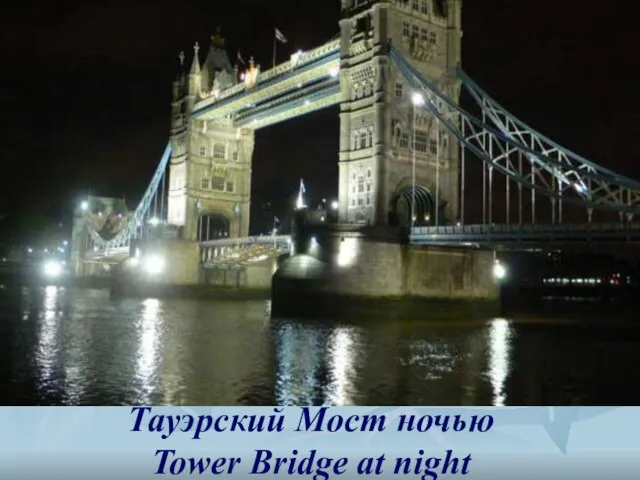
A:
[338, 0, 462, 226]
[167, 31, 254, 242]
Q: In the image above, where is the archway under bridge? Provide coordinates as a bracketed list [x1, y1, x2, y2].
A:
[390, 184, 442, 227]
[197, 212, 230, 243]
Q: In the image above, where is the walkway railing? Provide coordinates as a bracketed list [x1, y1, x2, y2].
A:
[411, 223, 640, 244]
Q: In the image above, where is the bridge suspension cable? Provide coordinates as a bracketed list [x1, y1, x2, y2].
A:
[389, 47, 640, 224]
[82, 142, 172, 254]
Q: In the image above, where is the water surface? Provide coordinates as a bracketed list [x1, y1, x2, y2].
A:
[1, 285, 638, 405]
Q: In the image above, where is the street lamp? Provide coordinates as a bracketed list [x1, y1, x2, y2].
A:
[411, 92, 424, 227]
[330, 200, 338, 210]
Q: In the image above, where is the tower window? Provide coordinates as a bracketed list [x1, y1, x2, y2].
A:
[232, 150, 238, 161]
[421, 0, 429, 14]
[201, 175, 210, 189]
[213, 143, 226, 159]
[211, 176, 225, 191]
[199, 145, 207, 157]
[403, 22, 410, 37]
[395, 82, 403, 97]
[412, 0, 419, 10]
[226, 181, 235, 193]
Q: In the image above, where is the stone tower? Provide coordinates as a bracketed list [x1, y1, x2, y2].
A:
[338, 0, 462, 226]
[167, 31, 255, 241]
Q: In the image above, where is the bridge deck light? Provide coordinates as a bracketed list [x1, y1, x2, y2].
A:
[412, 92, 425, 106]
[493, 261, 507, 281]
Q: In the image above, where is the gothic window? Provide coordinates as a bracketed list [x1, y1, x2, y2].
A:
[400, 133, 410, 148]
[395, 82, 403, 98]
[429, 139, 438, 155]
[403, 22, 410, 38]
[412, 25, 419, 39]
[226, 181, 235, 193]
[428, 31, 437, 45]
[415, 131, 428, 152]
[213, 143, 226, 159]
[199, 145, 207, 157]
[434, 0, 447, 17]
[412, 0, 419, 10]
[357, 176, 365, 193]
[201, 175, 210, 189]
[211, 176, 225, 191]
[421, 0, 429, 14]
[359, 131, 367, 149]
[352, 131, 359, 150]
[367, 128, 373, 147]
[232, 150, 238, 161]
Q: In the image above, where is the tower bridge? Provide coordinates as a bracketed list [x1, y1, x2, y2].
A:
[70, 0, 640, 308]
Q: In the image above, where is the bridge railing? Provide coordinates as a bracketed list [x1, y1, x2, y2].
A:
[412, 223, 640, 236]
[200, 235, 292, 266]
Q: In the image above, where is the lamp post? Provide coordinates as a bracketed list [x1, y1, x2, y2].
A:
[411, 92, 424, 227]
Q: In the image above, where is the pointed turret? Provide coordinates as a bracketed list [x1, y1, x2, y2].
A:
[172, 51, 186, 101]
[201, 27, 235, 94]
[190, 42, 201, 75]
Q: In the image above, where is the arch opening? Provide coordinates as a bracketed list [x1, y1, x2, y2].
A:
[390, 185, 436, 227]
[198, 213, 230, 242]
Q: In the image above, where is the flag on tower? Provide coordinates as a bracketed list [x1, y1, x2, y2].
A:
[275, 28, 288, 44]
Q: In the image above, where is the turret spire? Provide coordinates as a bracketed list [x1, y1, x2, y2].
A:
[190, 42, 201, 75]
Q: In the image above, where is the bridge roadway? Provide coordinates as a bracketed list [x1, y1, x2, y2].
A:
[84, 223, 640, 266]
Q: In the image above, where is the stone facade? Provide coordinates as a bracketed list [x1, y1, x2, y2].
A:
[338, 0, 462, 226]
[168, 37, 253, 242]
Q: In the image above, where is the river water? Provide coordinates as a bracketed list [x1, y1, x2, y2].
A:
[0, 285, 638, 406]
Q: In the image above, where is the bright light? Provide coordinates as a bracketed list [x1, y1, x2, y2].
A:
[27, 247, 33, 254]
[320, 216, 325, 222]
[43, 260, 63, 278]
[80, 201, 89, 211]
[331, 200, 339, 210]
[412, 92, 425, 106]
[493, 262, 507, 280]
[329, 67, 339, 78]
[62, 240, 68, 246]
[148, 217, 160, 226]
[143, 254, 165, 275]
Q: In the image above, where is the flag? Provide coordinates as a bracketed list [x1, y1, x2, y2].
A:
[237, 50, 245, 65]
[275, 28, 288, 44]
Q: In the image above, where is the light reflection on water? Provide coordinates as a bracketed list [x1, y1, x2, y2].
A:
[1, 287, 640, 405]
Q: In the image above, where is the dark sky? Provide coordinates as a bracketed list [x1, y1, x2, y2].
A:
[1, 1, 637, 230]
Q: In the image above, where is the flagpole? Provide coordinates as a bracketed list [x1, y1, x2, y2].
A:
[272, 29, 277, 69]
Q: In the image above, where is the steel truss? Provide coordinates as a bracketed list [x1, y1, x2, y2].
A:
[389, 47, 640, 224]
[83, 143, 171, 254]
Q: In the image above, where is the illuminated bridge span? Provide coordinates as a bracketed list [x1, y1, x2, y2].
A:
[71, 0, 640, 280]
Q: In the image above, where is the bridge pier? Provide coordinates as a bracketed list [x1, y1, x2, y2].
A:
[272, 221, 500, 318]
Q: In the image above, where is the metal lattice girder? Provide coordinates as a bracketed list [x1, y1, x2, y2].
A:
[84, 142, 172, 250]
[389, 47, 640, 215]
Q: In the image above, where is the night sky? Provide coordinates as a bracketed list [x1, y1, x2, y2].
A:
[1, 1, 637, 234]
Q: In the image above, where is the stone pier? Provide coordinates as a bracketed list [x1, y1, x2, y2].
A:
[271, 223, 500, 318]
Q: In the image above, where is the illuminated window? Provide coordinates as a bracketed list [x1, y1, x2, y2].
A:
[213, 143, 226, 159]
[211, 176, 225, 191]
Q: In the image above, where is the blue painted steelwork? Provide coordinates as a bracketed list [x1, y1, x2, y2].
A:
[410, 223, 640, 245]
[236, 83, 340, 128]
[389, 47, 640, 214]
[191, 50, 340, 120]
[84, 142, 172, 250]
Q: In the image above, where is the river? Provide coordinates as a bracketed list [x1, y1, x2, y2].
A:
[1, 285, 638, 405]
